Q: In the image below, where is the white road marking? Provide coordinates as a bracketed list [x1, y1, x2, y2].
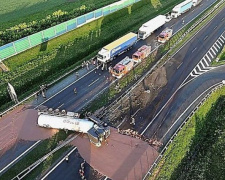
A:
[88, 78, 99, 87]
[214, 42, 220, 49]
[161, 82, 223, 141]
[204, 36, 208, 40]
[57, 103, 64, 109]
[212, 45, 219, 52]
[35, 67, 97, 109]
[193, 68, 201, 75]
[210, 47, 217, 55]
[217, 40, 222, 46]
[192, 47, 197, 53]
[0, 140, 41, 174]
[219, 37, 224, 43]
[196, 64, 206, 72]
[214, 25, 218, 29]
[190, 72, 198, 77]
[203, 58, 209, 66]
[41, 147, 77, 180]
[221, 35, 225, 41]
[200, 61, 206, 68]
[205, 54, 211, 61]
[208, 51, 214, 59]
[177, 62, 183, 69]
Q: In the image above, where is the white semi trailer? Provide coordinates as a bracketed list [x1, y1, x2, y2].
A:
[38, 112, 110, 147]
[138, 15, 166, 40]
[171, 0, 193, 18]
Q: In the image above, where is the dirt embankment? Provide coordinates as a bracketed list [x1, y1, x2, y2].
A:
[106, 66, 167, 127]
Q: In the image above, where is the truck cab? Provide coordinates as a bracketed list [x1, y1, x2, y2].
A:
[138, 28, 148, 40]
[87, 124, 110, 147]
[97, 48, 110, 63]
[171, 7, 180, 18]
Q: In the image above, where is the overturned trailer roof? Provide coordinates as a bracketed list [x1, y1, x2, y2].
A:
[38, 114, 94, 133]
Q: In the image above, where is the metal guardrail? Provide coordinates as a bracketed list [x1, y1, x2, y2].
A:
[11, 134, 78, 180]
[142, 81, 224, 180]
[97, 0, 225, 120]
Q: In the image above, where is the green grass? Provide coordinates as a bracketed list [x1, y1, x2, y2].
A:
[0, 0, 185, 112]
[0, 130, 71, 180]
[0, 0, 119, 31]
[212, 45, 225, 66]
[150, 86, 225, 180]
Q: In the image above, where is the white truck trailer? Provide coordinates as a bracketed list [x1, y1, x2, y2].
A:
[38, 112, 110, 147]
[97, 32, 137, 63]
[171, 0, 193, 18]
[138, 15, 166, 40]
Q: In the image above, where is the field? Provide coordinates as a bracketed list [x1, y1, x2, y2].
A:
[150, 86, 225, 180]
[0, 0, 184, 111]
[0, 0, 118, 31]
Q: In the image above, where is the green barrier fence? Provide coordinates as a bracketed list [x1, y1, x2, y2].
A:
[0, 0, 141, 62]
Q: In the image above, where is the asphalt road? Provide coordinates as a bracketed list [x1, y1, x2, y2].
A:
[41, 0, 216, 112]
[0, 0, 218, 178]
[135, 6, 225, 143]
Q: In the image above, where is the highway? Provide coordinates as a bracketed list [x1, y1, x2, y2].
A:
[135, 6, 225, 143]
[0, 0, 221, 179]
[40, 0, 216, 112]
[34, 1, 225, 179]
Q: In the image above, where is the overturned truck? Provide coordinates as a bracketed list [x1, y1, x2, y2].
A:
[37, 111, 110, 147]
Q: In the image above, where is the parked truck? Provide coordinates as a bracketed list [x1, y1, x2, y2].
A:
[132, 45, 151, 62]
[37, 111, 110, 147]
[193, 0, 202, 6]
[138, 15, 166, 40]
[97, 32, 137, 63]
[157, 28, 173, 43]
[171, 0, 193, 18]
[111, 56, 134, 79]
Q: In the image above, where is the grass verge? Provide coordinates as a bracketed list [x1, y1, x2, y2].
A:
[0, 131, 71, 180]
[150, 86, 225, 180]
[212, 45, 225, 66]
[0, 0, 185, 112]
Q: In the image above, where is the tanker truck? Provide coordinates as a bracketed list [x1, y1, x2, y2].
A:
[97, 32, 137, 63]
[37, 111, 110, 147]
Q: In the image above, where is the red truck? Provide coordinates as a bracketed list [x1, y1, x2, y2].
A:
[132, 45, 151, 62]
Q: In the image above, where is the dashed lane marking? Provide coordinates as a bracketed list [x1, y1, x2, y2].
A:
[88, 78, 99, 87]
[204, 35, 208, 40]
